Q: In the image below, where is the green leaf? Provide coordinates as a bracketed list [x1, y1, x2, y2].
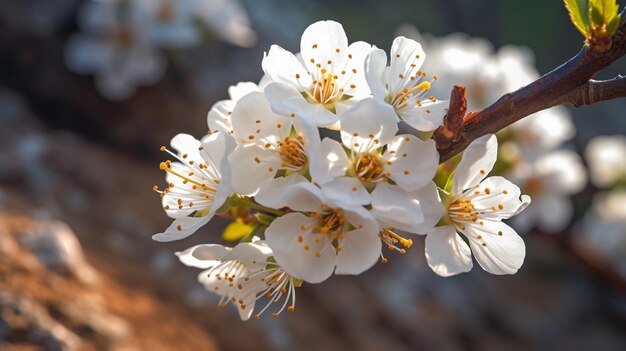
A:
[607, 14, 621, 32]
[564, 0, 592, 37]
[589, 0, 622, 35]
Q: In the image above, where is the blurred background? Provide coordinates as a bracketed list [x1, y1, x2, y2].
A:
[1, 0, 626, 350]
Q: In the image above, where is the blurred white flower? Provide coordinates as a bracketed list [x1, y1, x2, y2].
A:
[366, 36, 448, 131]
[227, 92, 320, 196]
[138, 0, 202, 49]
[153, 132, 234, 241]
[262, 20, 372, 128]
[581, 190, 626, 274]
[310, 98, 439, 191]
[509, 150, 587, 233]
[177, 241, 298, 320]
[65, 0, 166, 100]
[194, 0, 257, 48]
[585, 135, 626, 187]
[257, 175, 380, 283]
[425, 134, 531, 276]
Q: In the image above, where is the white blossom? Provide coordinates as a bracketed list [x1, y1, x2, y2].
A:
[177, 241, 298, 320]
[262, 20, 372, 128]
[365, 36, 447, 132]
[194, 0, 257, 48]
[153, 132, 234, 241]
[580, 190, 626, 275]
[310, 98, 439, 191]
[257, 175, 380, 283]
[509, 149, 586, 233]
[227, 92, 320, 195]
[585, 135, 626, 187]
[136, 0, 204, 49]
[425, 134, 531, 276]
[65, 0, 166, 100]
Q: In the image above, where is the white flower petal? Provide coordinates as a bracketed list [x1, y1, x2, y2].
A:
[224, 242, 273, 272]
[384, 135, 439, 192]
[339, 41, 373, 98]
[389, 36, 426, 94]
[265, 213, 336, 283]
[262, 45, 311, 89]
[176, 244, 230, 269]
[300, 20, 348, 74]
[321, 177, 371, 207]
[229, 144, 282, 196]
[398, 99, 448, 132]
[152, 216, 211, 242]
[255, 174, 324, 212]
[408, 182, 445, 234]
[309, 138, 350, 185]
[469, 176, 529, 221]
[207, 100, 236, 134]
[340, 98, 399, 153]
[335, 228, 381, 275]
[463, 220, 525, 275]
[425, 226, 473, 277]
[265, 82, 340, 127]
[228, 81, 261, 101]
[364, 47, 389, 100]
[453, 134, 498, 193]
[231, 91, 291, 145]
[370, 183, 424, 231]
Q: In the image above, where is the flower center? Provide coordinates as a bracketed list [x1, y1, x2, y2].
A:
[389, 81, 431, 111]
[448, 199, 478, 222]
[303, 71, 346, 110]
[354, 153, 384, 183]
[277, 136, 307, 170]
[316, 208, 345, 237]
[110, 26, 135, 49]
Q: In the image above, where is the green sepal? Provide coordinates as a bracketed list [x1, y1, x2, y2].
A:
[293, 278, 304, 288]
[254, 212, 276, 226]
[443, 171, 455, 194]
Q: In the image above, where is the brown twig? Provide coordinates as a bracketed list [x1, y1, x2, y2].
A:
[434, 9, 626, 162]
[533, 230, 626, 295]
[432, 85, 466, 149]
[557, 75, 626, 106]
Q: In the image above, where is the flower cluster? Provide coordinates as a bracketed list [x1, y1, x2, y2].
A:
[153, 20, 531, 320]
[65, 0, 256, 100]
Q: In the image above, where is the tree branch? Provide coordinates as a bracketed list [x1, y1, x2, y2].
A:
[435, 9, 626, 162]
[557, 75, 626, 106]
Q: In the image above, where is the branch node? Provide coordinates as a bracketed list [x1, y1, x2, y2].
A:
[433, 85, 467, 150]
